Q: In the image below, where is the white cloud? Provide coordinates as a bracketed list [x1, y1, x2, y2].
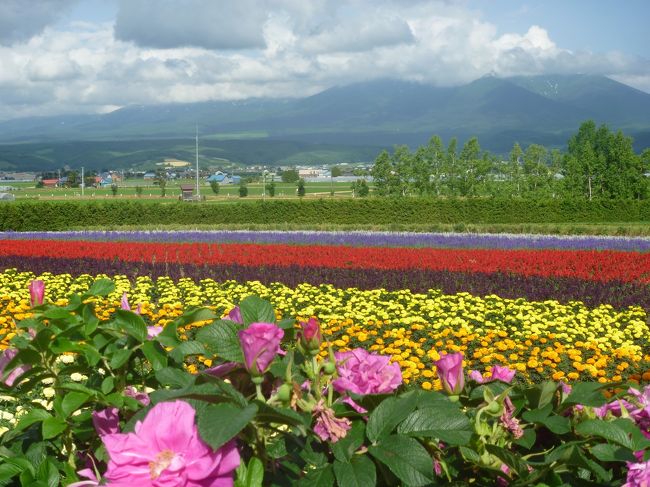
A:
[0, 0, 648, 120]
[0, 0, 77, 45]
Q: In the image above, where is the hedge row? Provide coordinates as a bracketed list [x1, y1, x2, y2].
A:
[1, 199, 649, 231]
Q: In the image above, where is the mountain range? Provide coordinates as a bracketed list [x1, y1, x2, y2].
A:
[1, 74, 649, 171]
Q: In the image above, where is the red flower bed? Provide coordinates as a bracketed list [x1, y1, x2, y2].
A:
[1, 239, 649, 283]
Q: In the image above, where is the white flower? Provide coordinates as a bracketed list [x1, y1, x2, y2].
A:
[1, 411, 14, 421]
[70, 373, 86, 382]
[0, 426, 8, 436]
[57, 355, 75, 364]
[41, 377, 55, 385]
[42, 387, 56, 398]
[97, 368, 106, 376]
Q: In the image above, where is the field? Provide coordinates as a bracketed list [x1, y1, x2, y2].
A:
[6, 179, 361, 200]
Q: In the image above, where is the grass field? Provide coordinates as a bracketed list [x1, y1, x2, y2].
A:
[5, 179, 362, 200]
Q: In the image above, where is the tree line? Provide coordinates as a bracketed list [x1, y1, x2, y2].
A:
[371, 120, 650, 199]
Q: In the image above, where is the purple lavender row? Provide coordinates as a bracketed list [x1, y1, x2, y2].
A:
[2, 230, 650, 252]
[2, 256, 648, 310]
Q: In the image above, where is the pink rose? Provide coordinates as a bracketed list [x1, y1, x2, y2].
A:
[238, 323, 284, 376]
[0, 348, 31, 387]
[299, 317, 322, 351]
[102, 400, 240, 486]
[28, 279, 45, 307]
[333, 348, 402, 395]
[490, 365, 516, 384]
[228, 306, 243, 324]
[435, 352, 465, 395]
[92, 407, 120, 437]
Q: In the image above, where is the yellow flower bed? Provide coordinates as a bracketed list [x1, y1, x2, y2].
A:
[1, 269, 649, 387]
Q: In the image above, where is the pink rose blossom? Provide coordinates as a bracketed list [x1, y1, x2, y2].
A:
[92, 407, 120, 437]
[228, 306, 243, 324]
[120, 293, 131, 311]
[469, 370, 485, 383]
[238, 323, 284, 376]
[147, 326, 163, 339]
[333, 349, 402, 396]
[299, 317, 322, 351]
[68, 468, 100, 487]
[500, 397, 523, 439]
[435, 352, 465, 395]
[313, 400, 352, 443]
[28, 279, 45, 307]
[0, 348, 31, 387]
[102, 400, 240, 486]
[490, 365, 516, 384]
[124, 386, 150, 406]
[624, 458, 650, 487]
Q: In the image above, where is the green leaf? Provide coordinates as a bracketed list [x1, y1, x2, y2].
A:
[514, 428, 536, 449]
[101, 376, 115, 395]
[0, 458, 34, 481]
[235, 457, 264, 487]
[459, 446, 482, 464]
[170, 340, 206, 362]
[524, 381, 558, 409]
[366, 393, 418, 443]
[397, 401, 472, 446]
[564, 382, 608, 408]
[86, 278, 115, 296]
[333, 456, 376, 487]
[197, 403, 258, 450]
[576, 418, 650, 451]
[331, 421, 365, 462]
[240, 296, 276, 325]
[296, 465, 334, 487]
[590, 443, 636, 463]
[35, 458, 60, 487]
[156, 321, 181, 347]
[155, 367, 196, 388]
[61, 391, 90, 417]
[41, 417, 67, 439]
[196, 320, 244, 363]
[255, 403, 309, 429]
[486, 444, 529, 477]
[12, 409, 51, 433]
[114, 310, 147, 343]
[109, 348, 132, 369]
[142, 340, 168, 371]
[522, 404, 570, 434]
[277, 317, 296, 330]
[369, 435, 434, 487]
[43, 308, 74, 320]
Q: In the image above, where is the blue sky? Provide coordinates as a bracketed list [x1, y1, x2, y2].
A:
[0, 0, 648, 120]
[477, 0, 648, 57]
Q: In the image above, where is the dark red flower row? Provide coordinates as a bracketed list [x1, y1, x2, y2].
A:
[1, 239, 649, 284]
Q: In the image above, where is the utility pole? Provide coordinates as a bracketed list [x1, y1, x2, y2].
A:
[262, 167, 266, 200]
[81, 166, 85, 197]
[195, 125, 200, 199]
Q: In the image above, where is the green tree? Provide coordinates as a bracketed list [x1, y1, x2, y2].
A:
[238, 183, 248, 197]
[297, 178, 306, 197]
[424, 135, 446, 196]
[135, 185, 143, 197]
[371, 150, 392, 197]
[330, 166, 343, 177]
[265, 181, 276, 197]
[281, 169, 299, 183]
[455, 137, 488, 197]
[351, 179, 369, 197]
[444, 138, 458, 196]
[523, 144, 552, 196]
[508, 142, 524, 197]
[110, 184, 118, 197]
[210, 180, 220, 195]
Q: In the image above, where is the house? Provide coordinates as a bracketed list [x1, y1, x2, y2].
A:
[207, 172, 240, 184]
[180, 184, 196, 201]
[143, 172, 157, 180]
[41, 179, 59, 188]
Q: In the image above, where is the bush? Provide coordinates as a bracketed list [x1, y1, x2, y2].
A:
[0, 284, 648, 486]
[0, 199, 649, 231]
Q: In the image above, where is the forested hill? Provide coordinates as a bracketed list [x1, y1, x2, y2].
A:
[1, 74, 649, 170]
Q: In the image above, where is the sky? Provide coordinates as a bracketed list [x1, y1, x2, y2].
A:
[0, 0, 648, 121]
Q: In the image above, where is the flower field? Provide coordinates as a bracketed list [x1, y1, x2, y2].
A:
[2, 230, 650, 485]
[1, 230, 649, 388]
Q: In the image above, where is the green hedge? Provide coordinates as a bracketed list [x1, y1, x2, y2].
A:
[0, 199, 649, 231]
